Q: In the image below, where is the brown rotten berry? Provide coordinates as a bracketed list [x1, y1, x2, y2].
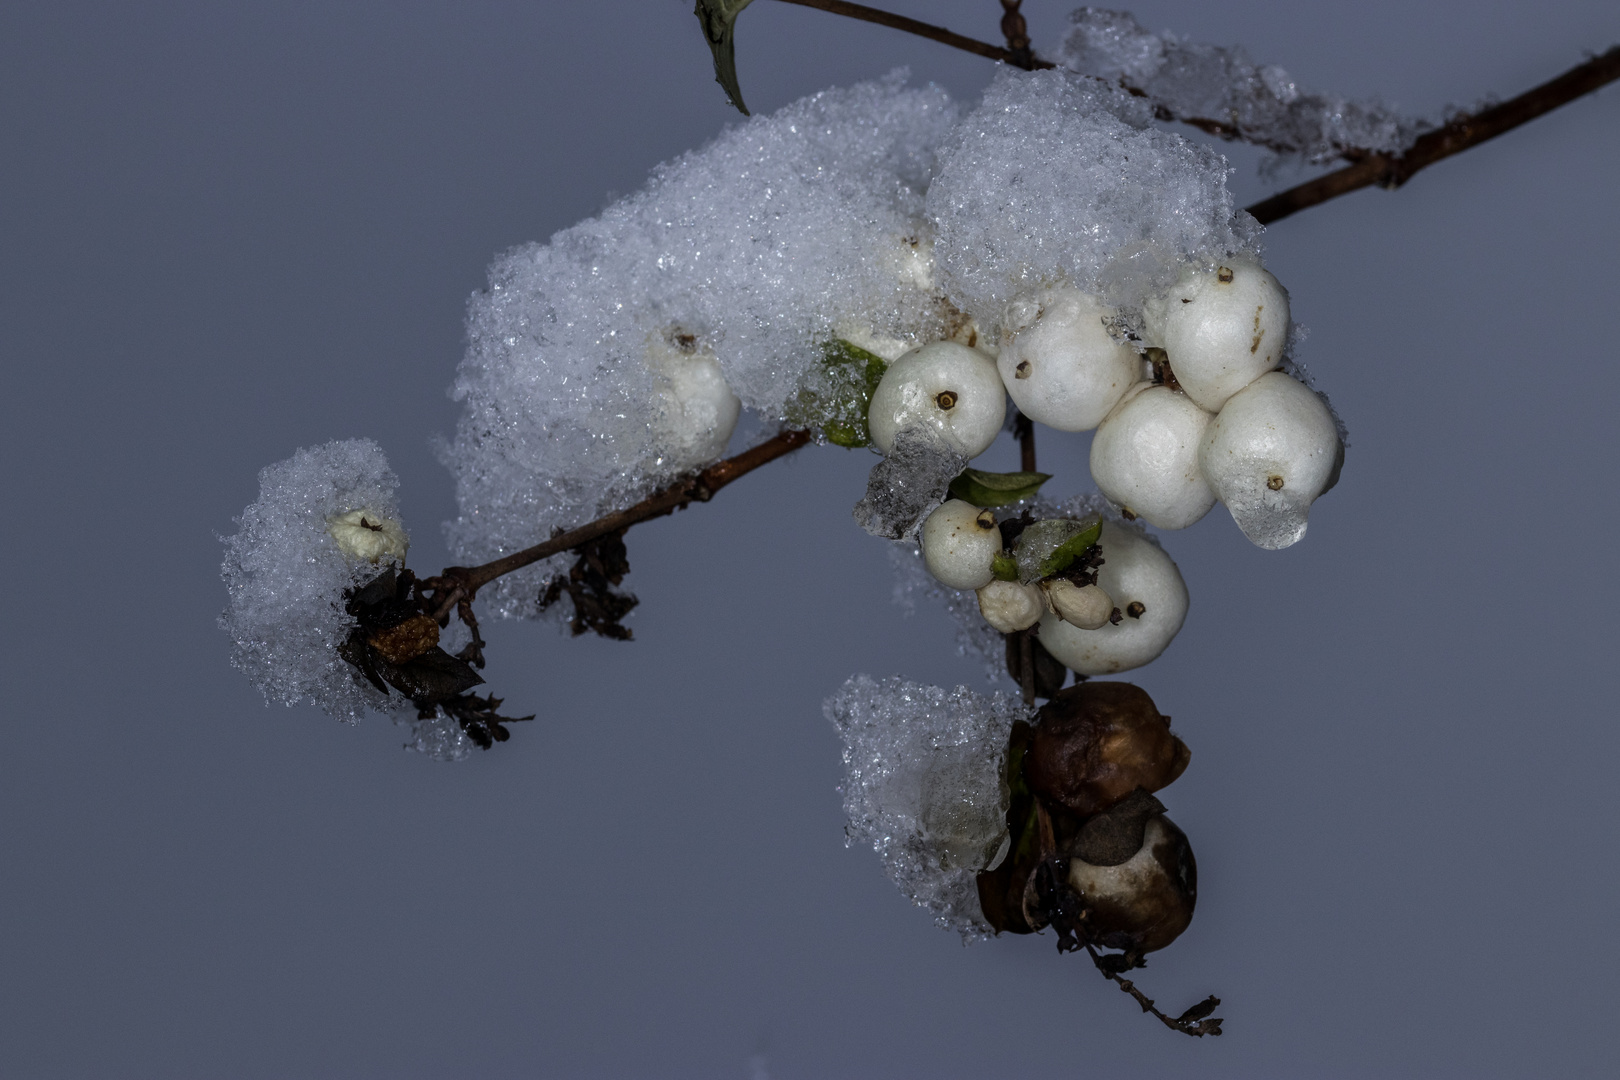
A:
[1023, 681, 1190, 817]
[1064, 790, 1197, 953]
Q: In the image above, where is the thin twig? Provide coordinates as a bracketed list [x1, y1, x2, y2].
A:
[1082, 942, 1224, 1037]
[770, 0, 1053, 70]
[442, 429, 813, 597]
[1248, 45, 1620, 224]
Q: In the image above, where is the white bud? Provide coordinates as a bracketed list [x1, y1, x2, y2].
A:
[976, 579, 1046, 634]
[1089, 384, 1217, 530]
[920, 500, 1001, 591]
[1043, 580, 1114, 630]
[1198, 371, 1341, 550]
[326, 508, 408, 564]
[868, 341, 1006, 458]
[646, 329, 742, 467]
[996, 288, 1140, 432]
[1036, 521, 1187, 676]
[1144, 258, 1289, 412]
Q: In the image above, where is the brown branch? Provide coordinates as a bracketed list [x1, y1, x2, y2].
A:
[440, 429, 813, 598]
[770, 0, 1053, 70]
[1248, 46, 1620, 225]
[1082, 942, 1224, 1037]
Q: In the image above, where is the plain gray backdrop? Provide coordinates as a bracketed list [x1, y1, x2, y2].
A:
[3, 1, 1618, 1076]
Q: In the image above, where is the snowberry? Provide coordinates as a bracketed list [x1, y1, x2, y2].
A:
[1089, 383, 1217, 530]
[1024, 682, 1190, 818]
[996, 288, 1140, 432]
[1065, 802, 1196, 954]
[920, 500, 1001, 590]
[326, 509, 408, 564]
[1198, 371, 1341, 550]
[976, 579, 1046, 634]
[1036, 521, 1188, 675]
[868, 341, 1006, 458]
[646, 328, 741, 466]
[1042, 580, 1114, 630]
[1144, 257, 1289, 412]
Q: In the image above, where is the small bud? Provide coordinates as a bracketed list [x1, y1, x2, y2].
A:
[1023, 681, 1190, 818]
[977, 579, 1046, 633]
[327, 509, 408, 564]
[1042, 579, 1113, 630]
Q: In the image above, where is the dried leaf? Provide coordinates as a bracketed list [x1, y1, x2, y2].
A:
[694, 0, 757, 115]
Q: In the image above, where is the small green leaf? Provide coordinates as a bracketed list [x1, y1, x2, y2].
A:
[1039, 516, 1103, 578]
[948, 468, 1052, 507]
[785, 339, 888, 447]
[991, 552, 1020, 582]
[694, 0, 757, 115]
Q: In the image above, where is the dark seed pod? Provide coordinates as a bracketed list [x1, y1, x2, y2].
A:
[1064, 801, 1197, 954]
[1023, 682, 1190, 817]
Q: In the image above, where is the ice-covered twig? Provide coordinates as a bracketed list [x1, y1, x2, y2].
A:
[762, 2, 1617, 229]
[1248, 45, 1620, 224]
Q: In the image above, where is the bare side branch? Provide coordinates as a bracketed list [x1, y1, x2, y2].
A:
[439, 429, 813, 598]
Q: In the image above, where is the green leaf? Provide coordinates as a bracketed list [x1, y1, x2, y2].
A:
[1038, 516, 1103, 578]
[694, 0, 757, 115]
[785, 339, 888, 447]
[948, 468, 1052, 507]
[991, 552, 1020, 582]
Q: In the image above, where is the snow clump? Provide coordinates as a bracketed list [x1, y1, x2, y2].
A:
[442, 73, 961, 619]
[927, 66, 1257, 325]
[220, 438, 405, 719]
[828, 675, 1026, 940]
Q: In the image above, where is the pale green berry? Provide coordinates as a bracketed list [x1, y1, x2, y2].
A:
[1090, 383, 1217, 530]
[921, 500, 1001, 591]
[996, 288, 1139, 432]
[868, 342, 1006, 458]
[1143, 258, 1289, 412]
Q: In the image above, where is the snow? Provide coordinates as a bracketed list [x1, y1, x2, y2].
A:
[220, 438, 406, 719]
[927, 67, 1258, 328]
[827, 675, 1026, 940]
[441, 73, 961, 619]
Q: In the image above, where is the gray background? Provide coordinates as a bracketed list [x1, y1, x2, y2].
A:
[3, 1, 1618, 1076]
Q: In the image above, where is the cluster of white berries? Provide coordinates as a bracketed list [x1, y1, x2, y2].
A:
[857, 251, 1339, 678]
[919, 500, 1188, 676]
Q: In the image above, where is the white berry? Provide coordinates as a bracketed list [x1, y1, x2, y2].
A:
[1144, 258, 1289, 412]
[976, 579, 1046, 633]
[868, 341, 1006, 458]
[920, 500, 1002, 590]
[326, 509, 408, 564]
[1198, 371, 1341, 550]
[646, 329, 741, 467]
[1043, 580, 1114, 630]
[1089, 384, 1217, 530]
[996, 288, 1140, 432]
[1036, 521, 1188, 675]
